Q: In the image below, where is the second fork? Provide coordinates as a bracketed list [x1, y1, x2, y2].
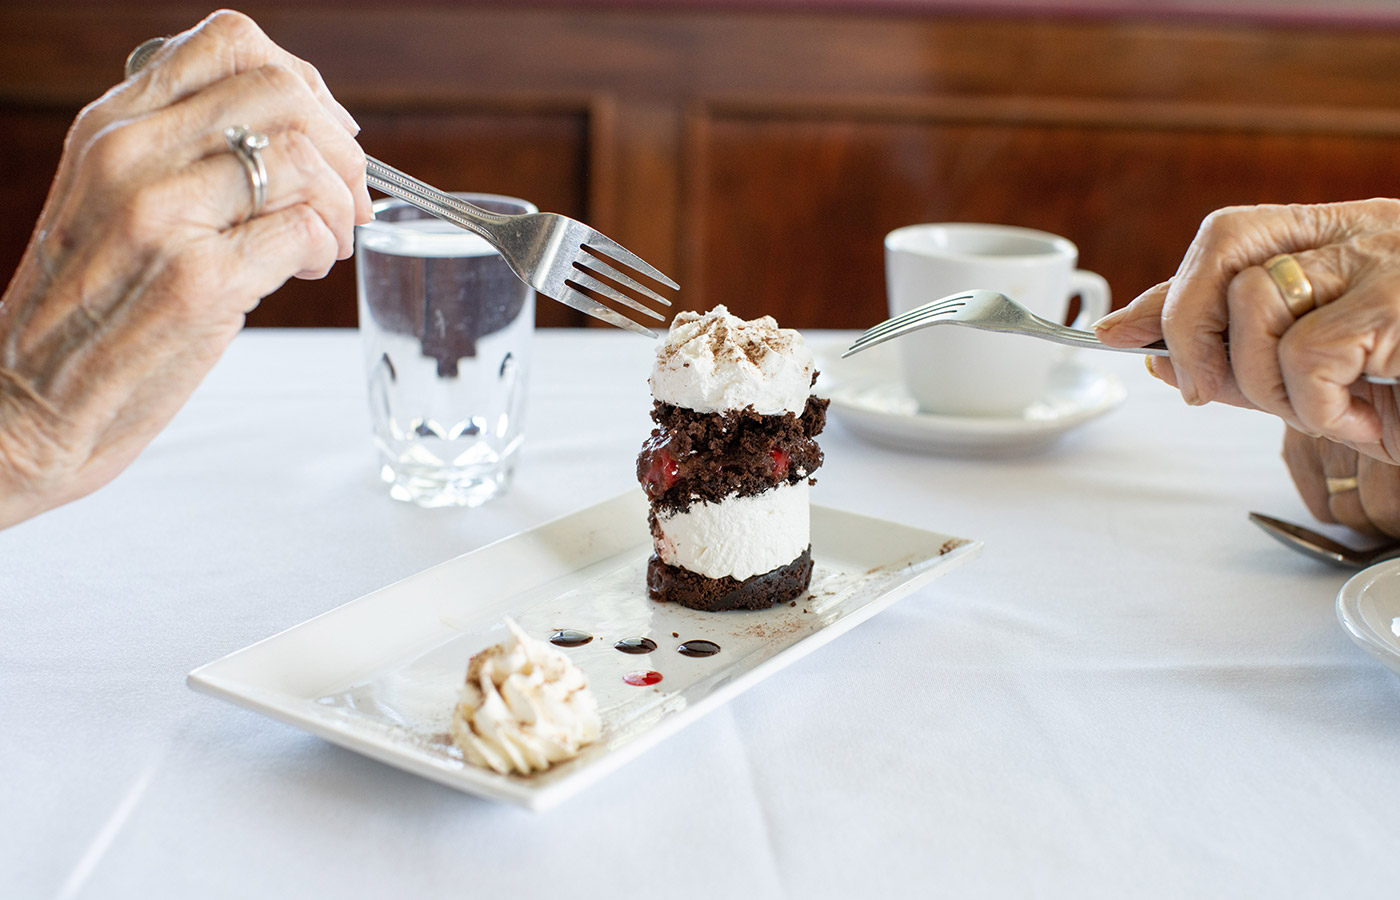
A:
[844, 289, 1399, 387]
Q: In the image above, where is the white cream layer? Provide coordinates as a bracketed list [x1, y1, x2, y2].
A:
[654, 480, 810, 581]
[649, 305, 815, 416]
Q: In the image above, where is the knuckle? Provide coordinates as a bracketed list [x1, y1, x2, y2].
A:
[1225, 267, 1271, 312]
[200, 9, 264, 47]
[297, 58, 328, 92]
[1276, 333, 1327, 381]
[83, 124, 142, 181]
[278, 129, 319, 176]
[252, 62, 306, 97]
[287, 204, 338, 260]
[67, 101, 110, 149]
[159, 256, 210, 318]
[1348, 197, 1400, 228]
[1198, 205, 1251, 236]
[116, 181, 176, 248]
[1362, 474, 1400, 531]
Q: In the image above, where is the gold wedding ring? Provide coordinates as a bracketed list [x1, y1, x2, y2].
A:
[1326, 475, 1360, 494]
[1265, 253, 1316, 318]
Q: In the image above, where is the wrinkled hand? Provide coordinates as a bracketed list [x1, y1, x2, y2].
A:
[0, 10, 371, 529]
[1283, 425, 1400, 538]
[1094, 200, 1400, 462]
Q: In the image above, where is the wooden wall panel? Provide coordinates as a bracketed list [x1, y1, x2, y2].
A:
[693, 109, 1400, 328]
[3, 4, 1400, 332]
[0, 109, 68, 277]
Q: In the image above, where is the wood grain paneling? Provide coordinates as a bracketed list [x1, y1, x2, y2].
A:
[2, 4, 1400, 330]
[0, 109, 67, 269]
[693, 104, 1400, 327]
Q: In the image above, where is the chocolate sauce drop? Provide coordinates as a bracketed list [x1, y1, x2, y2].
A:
[549, 629, 593, 647]
[677, 639, 721, 658]
[623, 670, 663, 686]
[614, 637, 658, 654]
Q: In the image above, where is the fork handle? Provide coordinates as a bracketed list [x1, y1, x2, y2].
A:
[364, 157, 510, 244]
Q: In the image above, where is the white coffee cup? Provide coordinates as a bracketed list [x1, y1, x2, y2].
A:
[884, 223, 1111, 417]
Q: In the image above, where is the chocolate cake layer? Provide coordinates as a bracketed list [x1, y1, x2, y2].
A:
[647, 548, 814, 611]
[637, 395, 829, 512]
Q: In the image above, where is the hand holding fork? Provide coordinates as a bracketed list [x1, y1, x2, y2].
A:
[125, 36, 677, 337]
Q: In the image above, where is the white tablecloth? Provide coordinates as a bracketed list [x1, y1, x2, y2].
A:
[5, 329, 1398, 899]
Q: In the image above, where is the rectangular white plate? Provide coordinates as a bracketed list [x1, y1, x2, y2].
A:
[188, 491, 980, 810]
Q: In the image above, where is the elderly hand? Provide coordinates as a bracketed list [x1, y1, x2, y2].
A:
[0, 10, 370, 529]
[1282, 425, 1400, 538]
[1093, 200, 1400, 463]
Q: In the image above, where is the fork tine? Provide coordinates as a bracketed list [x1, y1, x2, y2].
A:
[855, 299, 966, 344]
[843, 302, 967, 357]
[574, 256, 674, 308]
[853, 296, 970, 342]
[567, 270, 667, 321]
[581, 235, 680, 290]
[555, 285, 658, 337]
[840, 306, 963, 358]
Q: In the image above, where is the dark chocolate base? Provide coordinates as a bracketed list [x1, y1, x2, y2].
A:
[647, 547, 814, 611]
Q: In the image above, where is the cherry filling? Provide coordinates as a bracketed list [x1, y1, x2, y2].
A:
[642, 446, 680, 497]
[769, 447, 790, 479]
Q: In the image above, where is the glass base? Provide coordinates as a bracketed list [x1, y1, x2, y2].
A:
[380, 463, 513, 508]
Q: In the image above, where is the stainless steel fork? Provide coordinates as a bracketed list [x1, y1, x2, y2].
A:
[845, 290, 1168, 360]
[125, 38, 676, 337]
[843, 289, 1398, 385]
[361, 161, 675, 336]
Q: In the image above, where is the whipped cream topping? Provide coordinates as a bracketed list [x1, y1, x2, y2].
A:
[649, 305, 815, 416]
[451, 618, 600, 776]
[654, 480, 810, 580]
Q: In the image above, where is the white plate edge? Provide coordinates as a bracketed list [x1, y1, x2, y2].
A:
[186, 498, 984, 810]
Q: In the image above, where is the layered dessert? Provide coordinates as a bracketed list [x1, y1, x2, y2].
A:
[637, 306, 828, 611]
[451, 618, 600, 776]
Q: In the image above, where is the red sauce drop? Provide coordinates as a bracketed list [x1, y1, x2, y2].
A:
[623, 670, 663, 686]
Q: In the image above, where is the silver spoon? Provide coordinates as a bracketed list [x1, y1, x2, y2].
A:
[1248, 511, 1400, 568]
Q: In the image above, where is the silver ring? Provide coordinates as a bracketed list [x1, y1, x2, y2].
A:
[124, 37, 169, 79]
[223, 125, 269, 222]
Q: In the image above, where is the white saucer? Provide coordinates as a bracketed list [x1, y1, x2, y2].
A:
[815, 341, 1126, 456]
[1337, 559, 1400, 679]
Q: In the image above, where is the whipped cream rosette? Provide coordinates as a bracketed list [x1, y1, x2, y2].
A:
[451, 618, 600, 776]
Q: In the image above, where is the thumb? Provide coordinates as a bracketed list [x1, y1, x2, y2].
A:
[1093, 280, 1168, 347]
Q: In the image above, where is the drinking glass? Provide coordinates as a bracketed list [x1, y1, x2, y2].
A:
[356, 193, 536, 507]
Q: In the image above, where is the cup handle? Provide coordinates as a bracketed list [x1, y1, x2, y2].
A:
[1067, 270, 1111, 330]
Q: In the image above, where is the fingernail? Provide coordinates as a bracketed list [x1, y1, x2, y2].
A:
[336, 102, 361, 134]
[1091, 308, 1128, 330]
[1176, 369, 1199, 405]
[1144, 356, 1161, 380]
